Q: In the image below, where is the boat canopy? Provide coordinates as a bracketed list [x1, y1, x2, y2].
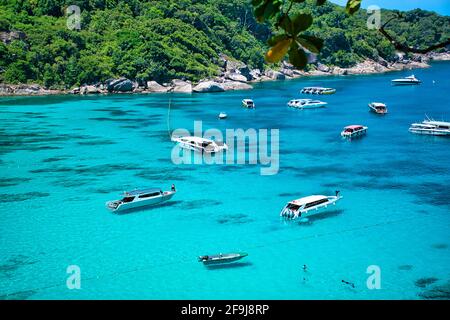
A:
[126, 188, 162, 196]
[290, 195, 327, 206]
[345, 125, 364, 130]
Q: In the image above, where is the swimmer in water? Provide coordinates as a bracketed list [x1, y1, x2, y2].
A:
[302, 264, 308, 272]
[342, 280, 355, 288]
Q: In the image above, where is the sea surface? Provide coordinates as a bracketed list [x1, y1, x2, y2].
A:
[0, 62, 449, 300]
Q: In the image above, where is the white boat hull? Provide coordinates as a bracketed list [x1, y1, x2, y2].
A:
[106, 191, 175, 212]
[280, 196, 342, 219]
[288, 103, 327, 109]
[409, 128, 450, 136]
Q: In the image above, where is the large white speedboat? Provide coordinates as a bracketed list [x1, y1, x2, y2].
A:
[409, 118, 450, 136]
[280, 194, 343, 219]
[242, 99, 255, 109]
[341, 125, 368, 139]
[288, 99, 327, 109]
[106, 187, 176, 213]
[368, 102, 388, 114]
[391, 75, 421, 85]
[301, 87, 336, 95]
[172, 136, 228, 153]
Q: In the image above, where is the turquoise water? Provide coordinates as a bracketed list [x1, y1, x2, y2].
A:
[0, 63, 449, 300]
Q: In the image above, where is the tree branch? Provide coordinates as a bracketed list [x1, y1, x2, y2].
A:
[379, 15, 450, 54]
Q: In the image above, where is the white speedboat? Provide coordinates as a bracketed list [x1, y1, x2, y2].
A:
[198, 252, 248, 265]
[219, 112, 227, 119]
[301, 87, 336, 95]
[341, 125, 368, 139]
[288, 99, 327, 109]
[172, 135, 228, 153]
[106, 187, 176, 213]
[409, 118, 450, 136]
[391, 75, 421, 85]
[242, 99, 255, 109]
[280, 194, 343, 219]
[368, 102, 388, 114]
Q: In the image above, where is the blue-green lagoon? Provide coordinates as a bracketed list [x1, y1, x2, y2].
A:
[0, 63, 449, 299]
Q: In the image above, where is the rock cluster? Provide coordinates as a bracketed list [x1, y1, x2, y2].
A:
[2, 51, 449, 96]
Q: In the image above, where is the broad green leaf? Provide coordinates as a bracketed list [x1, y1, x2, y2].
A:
[288, 44, 308, 69]
[297, 35, 324, 54]
[252, 0, 264, 6]
[346, 0, 361, 15]
[291, 13, 313, 34]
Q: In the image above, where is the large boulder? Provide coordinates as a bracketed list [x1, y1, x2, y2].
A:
[281, 68, 294, 77]
[106, 78, 134, 92]
[80, 85, 100, 94]
[193, 81, 225, 93]
[226, 72, 248, 83]
[221, 81, 253, 91]
[146, 81, 169, 93]
[0, 30, 26, 44]
[171, 79, 192, 93]
[249, 69, 262, 80]
[317, 63, 331, 73]
[224, 59, 246, 73]
[265, 70, 286, 80]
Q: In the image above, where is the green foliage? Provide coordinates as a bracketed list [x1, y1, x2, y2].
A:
[0, 0, 270, 87]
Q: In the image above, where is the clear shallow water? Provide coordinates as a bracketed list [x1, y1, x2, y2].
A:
[0, 63, 449, 300]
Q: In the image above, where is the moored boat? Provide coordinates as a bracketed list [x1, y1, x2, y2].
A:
[368, 102, 388, 114]
[242, 99, 255, 109]
[219, 112, 227, 119]
[341, 125, 368, 139]
[391, 75, 421, 85]
[106, 187, 176, 213]
[409, 117, 450, 136]
[301, 87, 336, 95]
[288, 99, 327, 109]
[172, 135, 228, 153]
[280, 193, 343, 219]
[198, 252, 248, 265]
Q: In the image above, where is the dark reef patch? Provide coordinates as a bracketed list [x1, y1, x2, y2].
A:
[0, 289, 37, 300]
[76, 139, 116, 146]
[42, 156, 71, 163]
[0, 255, 38, 278]
[0, 192, 49, 202]
[179, 199, 222, 210]
[30, 163, 145, 177]
[216, 213, 254, 225]
[0, 177, 31, 187]
[431, 243, 448, 249]
[419, 281, 450, 300]
[415, 277, 439, 288]
[398, 265, 413, 271]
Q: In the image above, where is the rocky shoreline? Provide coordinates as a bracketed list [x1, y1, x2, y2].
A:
[1, 52, 449, 97]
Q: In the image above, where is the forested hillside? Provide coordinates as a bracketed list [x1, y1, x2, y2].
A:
[0, 0, 449, 89]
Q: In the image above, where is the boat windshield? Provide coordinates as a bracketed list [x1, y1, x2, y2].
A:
[286, 203, 301, 211]
[304, 198, 329, 209]
[122, 196, 135, 203]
